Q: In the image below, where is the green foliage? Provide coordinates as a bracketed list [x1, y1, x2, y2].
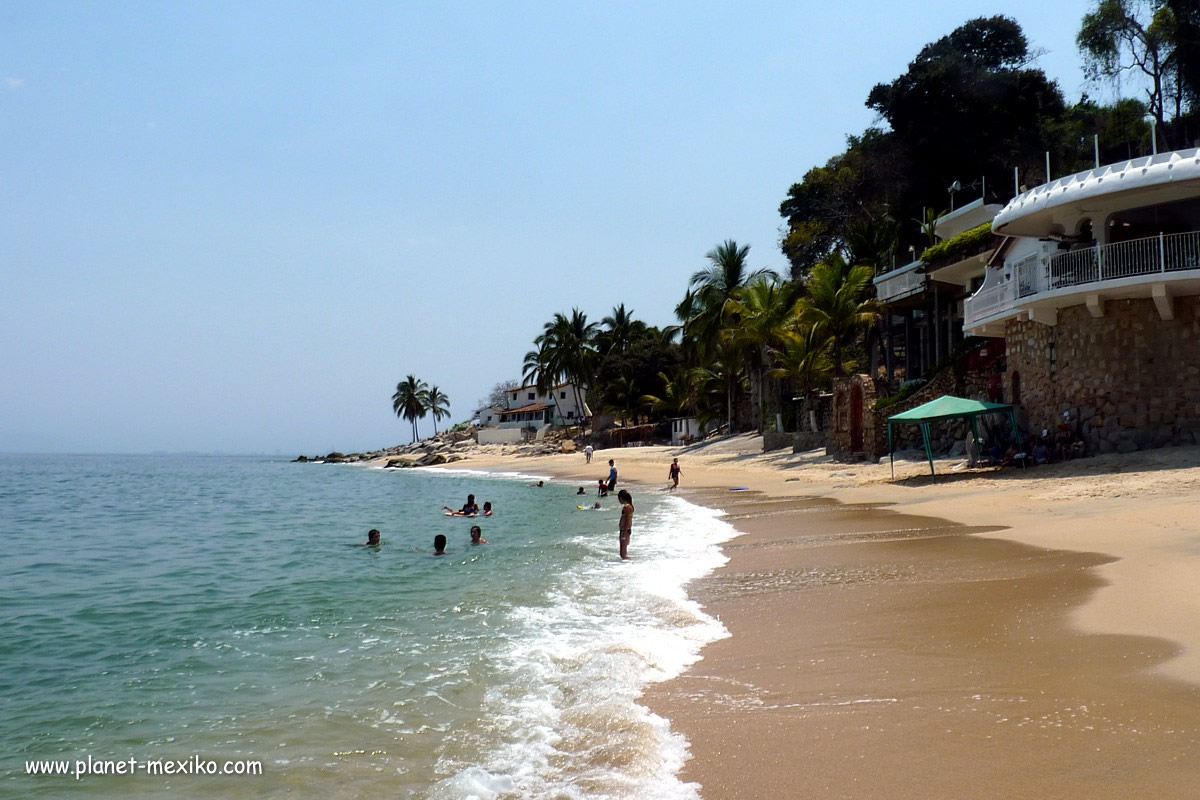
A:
[1078, 0, 1183, 140]
[921, 222, 994, 265]
[874, 379, 928, 412]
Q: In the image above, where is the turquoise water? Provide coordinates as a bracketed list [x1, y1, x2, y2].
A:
[0, 454, 734, 798]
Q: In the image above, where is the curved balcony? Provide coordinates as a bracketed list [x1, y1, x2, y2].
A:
[965, 230, 1200, 334]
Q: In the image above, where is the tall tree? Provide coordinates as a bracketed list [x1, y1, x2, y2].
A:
[525, 309, 599, 422]
[685, 240, 778, 429]
[598, 303, 648, 356]
[727, 277, 801, 431]
[1078, 0, 1182, 147]
[392, 375, 429, 442]
[797, 254, 881, 378]
[426, 386, 451, 434]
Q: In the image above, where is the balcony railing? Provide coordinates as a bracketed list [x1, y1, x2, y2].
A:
[874, 263, 925, 302]
[1046, 230, 1200, 291]
[963, 278, 1017, 327]
[966, 230, 1200, 331]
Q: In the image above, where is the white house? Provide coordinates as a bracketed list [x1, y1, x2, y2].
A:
[498, 382, 589, 428]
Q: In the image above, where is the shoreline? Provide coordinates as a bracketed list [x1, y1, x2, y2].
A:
[430, 438, 1200, 795]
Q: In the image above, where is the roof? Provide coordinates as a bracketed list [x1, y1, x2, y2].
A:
[511, 381, 577, 393]
[499, 402, 550, 416]
[888, 395, 1012, 423]
[935, 199, 1003, 240]
[992, 149, 1200, 238]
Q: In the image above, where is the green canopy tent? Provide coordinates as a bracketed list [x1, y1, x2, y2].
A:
[887, 395, 1019, 478]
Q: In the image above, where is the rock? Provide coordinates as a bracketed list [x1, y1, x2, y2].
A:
[325, 452, 345, 461]
[560, 440, 577, 453]
[386, 457, 415, 468]
[293, 455, 309, 462]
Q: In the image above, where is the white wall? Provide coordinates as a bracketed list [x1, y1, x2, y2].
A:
[478, 428, 524, 445]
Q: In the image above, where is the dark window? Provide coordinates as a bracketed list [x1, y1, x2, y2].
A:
[528, 392, 535, 401]
[560, 391, 567, 399]
[567, 411, 574, 419]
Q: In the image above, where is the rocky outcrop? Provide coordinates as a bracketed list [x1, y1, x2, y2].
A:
[296, 425, 593, 467]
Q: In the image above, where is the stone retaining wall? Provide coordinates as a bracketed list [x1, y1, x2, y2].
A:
[1005, 296, 1200, 453]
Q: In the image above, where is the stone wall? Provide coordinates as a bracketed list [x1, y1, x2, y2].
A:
[1005, 296, 1200, 453]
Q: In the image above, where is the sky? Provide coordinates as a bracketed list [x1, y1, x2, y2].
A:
[1, 0, 1097, 455]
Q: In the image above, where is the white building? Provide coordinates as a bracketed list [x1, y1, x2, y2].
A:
[476, 383, 589, 429]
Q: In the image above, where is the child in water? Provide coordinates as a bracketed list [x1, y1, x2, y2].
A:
[433, 534, 447, 556]
[470, 525, 488, 544]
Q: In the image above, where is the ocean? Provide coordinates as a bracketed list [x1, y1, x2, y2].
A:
[0, 453, 735, 798]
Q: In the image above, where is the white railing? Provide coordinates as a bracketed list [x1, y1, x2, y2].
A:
[875, 266, 925, 302]
[964, 278, 1016, 326]
[1046, 230, 1200, 290]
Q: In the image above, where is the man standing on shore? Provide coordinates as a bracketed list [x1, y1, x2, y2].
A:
[668, 458, 682, 490]
[584, 443, 593, 464]
[606, 459, 617, 493]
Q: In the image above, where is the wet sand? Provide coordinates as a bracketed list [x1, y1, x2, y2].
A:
[436, 442, 1200, 796]
[645, 491, 1200, 799]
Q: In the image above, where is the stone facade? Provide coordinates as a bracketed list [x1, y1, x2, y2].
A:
[828, 375, 878, 459]
[1005, 296, 1200, 453]
[827, 340, 1008, 461]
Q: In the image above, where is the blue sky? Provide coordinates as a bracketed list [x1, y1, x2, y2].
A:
[2, 1, 1095, 454]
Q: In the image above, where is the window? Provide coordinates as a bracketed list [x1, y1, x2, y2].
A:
[512, 393, 518, 401]
[528, 392, 535, 401]
[560, 391, 567, 399]
[567, 411, 574, 419]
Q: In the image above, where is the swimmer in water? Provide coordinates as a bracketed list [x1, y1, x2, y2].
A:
[470, 525, 488, 544]
[443, 494, 479, 516]
[433, 534, 447, 556]
[362, 528, 381, 546]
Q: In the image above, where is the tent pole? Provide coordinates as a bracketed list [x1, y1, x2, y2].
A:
[921, 422, 935, 477]
[888, 422, 895, 479]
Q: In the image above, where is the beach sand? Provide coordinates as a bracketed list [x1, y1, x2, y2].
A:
[437, 438, 1200, 796]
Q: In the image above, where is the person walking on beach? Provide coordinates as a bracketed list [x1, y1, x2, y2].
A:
[606, 459, 617, 493]
[617, 489, 634, 560]
[584, 443, 593, 464]
[668, 458, 682, 490]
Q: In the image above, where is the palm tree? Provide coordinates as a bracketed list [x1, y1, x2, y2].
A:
[797, 254, 881, 377]
[641, 368, 697, 419]
[685, 240, 778, 430]
[727, 277, 801, 431]
[426, 386, 451, 434]
[533, 309, 599, 422]
[768, 323, 835, 431]
[392, 375, 429, 442]
[598, 303, 648, 356]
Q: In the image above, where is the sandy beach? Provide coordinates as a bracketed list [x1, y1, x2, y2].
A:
[440, 438, 1200, 797]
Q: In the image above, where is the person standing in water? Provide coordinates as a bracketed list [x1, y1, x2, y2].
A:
[433, 534, 447, 556]
[362, 529, 381, 546]
[469, 525, 488, 544]
[606, 459, 617, 493]
[617, 489, 634, 560]
[668, 458, 682, 490]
